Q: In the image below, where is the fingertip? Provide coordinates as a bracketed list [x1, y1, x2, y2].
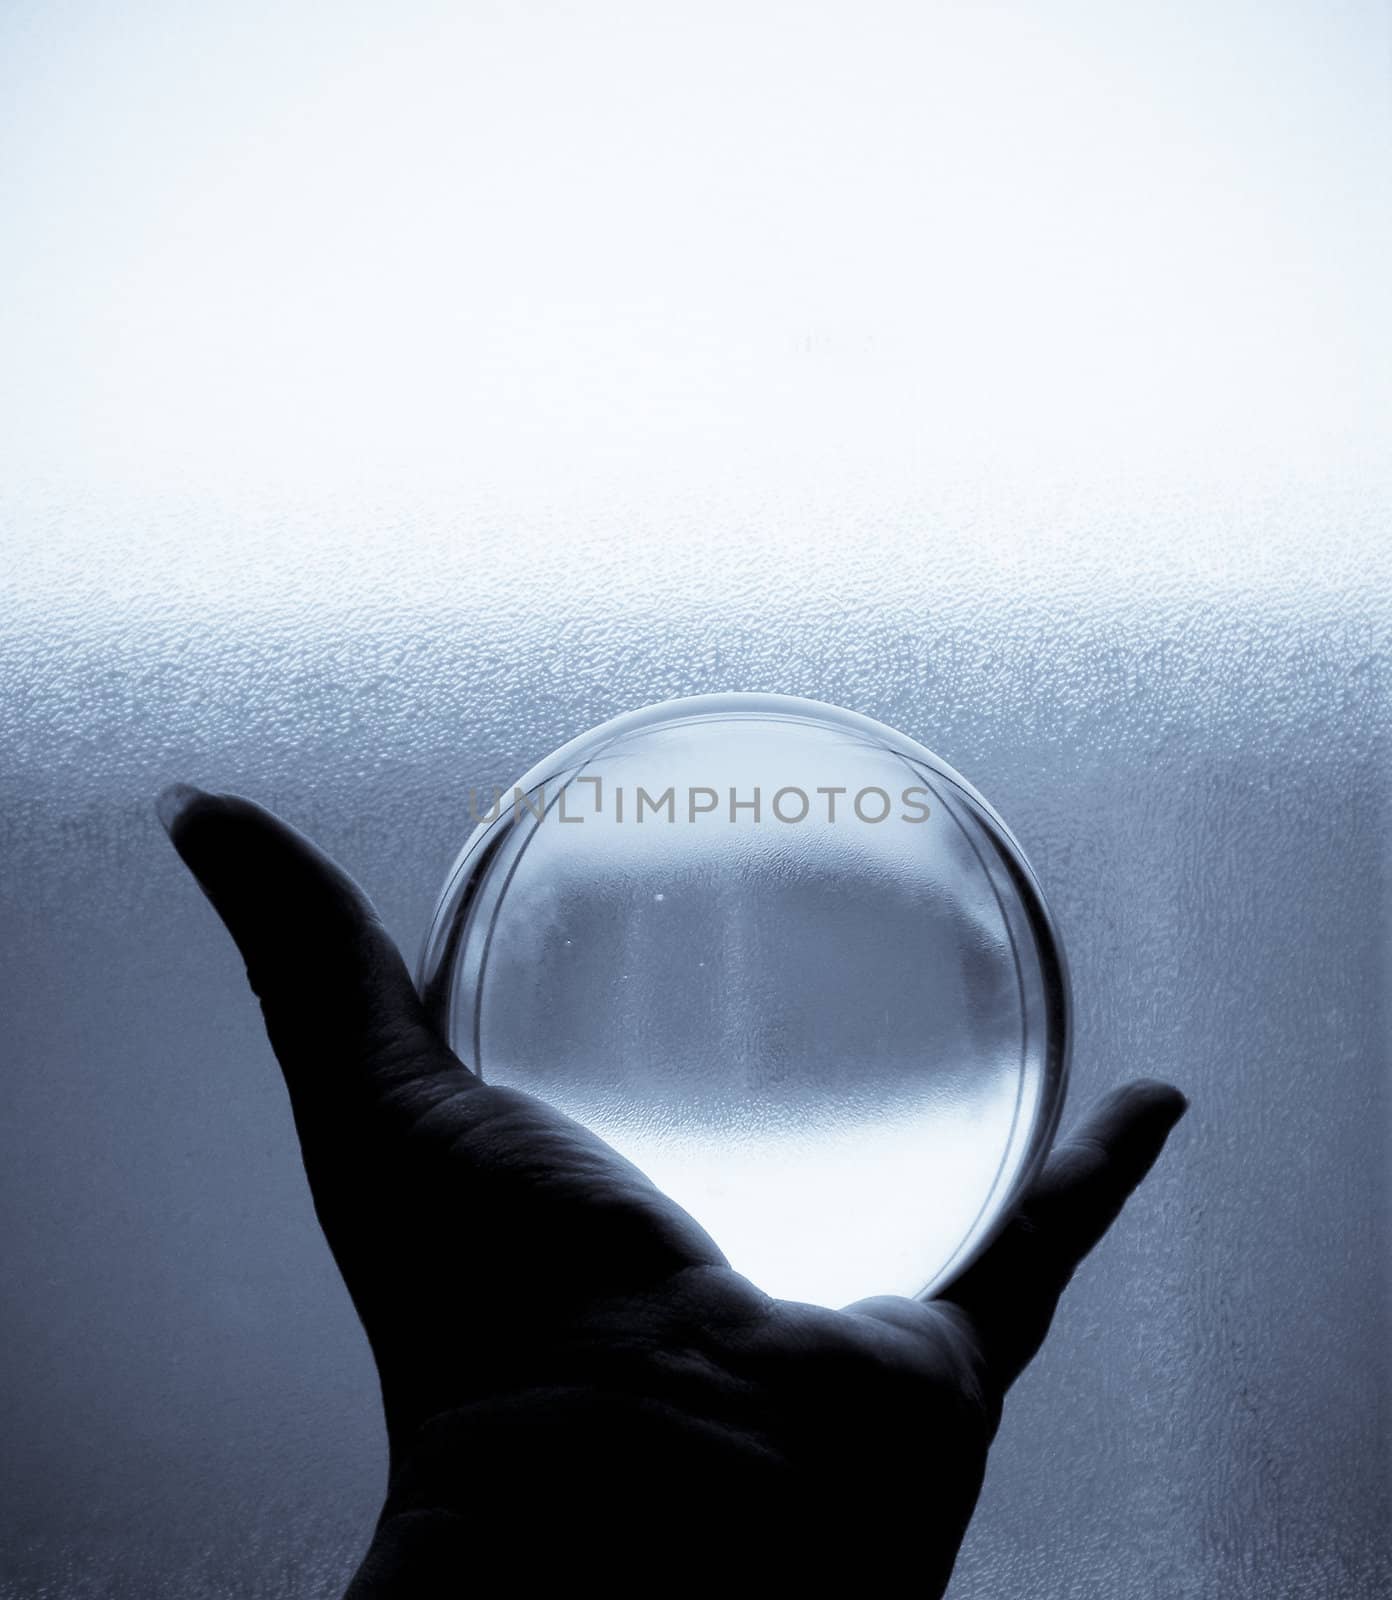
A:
[941, 1078, 1190, 1390]
[158, 790, 292, 884]
[155, 787, 449, 1094]
[1086, 1082, 1189, 1204]
[155, 782, 209, 839]
[1071, 1081, 1188, 1157]
[1121, 1079, 1190, 1127]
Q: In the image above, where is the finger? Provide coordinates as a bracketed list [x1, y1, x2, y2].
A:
[157, 783, 466, 1106]
[941, 1079, 1188, 1390]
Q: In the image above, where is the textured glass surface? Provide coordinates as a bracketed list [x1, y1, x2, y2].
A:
[2, 1, 1389, 1597]
[419, 694, 1068, 1306]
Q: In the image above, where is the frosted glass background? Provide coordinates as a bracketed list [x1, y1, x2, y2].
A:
[1, 1, 1388, 1596]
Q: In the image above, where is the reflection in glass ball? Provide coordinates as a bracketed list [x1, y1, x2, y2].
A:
[418, 693, 1069, 1307]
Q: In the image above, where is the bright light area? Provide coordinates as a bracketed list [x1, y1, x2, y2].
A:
[621, 1077, 1029, 1307]
[2, 0, 1388, 626]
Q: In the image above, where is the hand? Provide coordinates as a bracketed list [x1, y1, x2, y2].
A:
[159, 784, 1187, 1595]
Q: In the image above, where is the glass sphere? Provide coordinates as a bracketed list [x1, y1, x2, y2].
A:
[418, 693, 1069, 1307]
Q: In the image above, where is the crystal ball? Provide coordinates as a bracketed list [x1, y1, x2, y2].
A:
[418, 693, 1069, 1307]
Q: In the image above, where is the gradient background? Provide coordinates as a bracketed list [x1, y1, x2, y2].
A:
[2, 2, 1389, 1595]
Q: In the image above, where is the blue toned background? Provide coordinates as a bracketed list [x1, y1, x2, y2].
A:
[1, 2, 1388, 1595]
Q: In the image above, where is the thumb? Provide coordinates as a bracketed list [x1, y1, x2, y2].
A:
[941, 1079, 1188, 1392]
[156, 784, 464, 1110]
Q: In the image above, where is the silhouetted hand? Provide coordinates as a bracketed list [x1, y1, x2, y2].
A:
[159, 784, 1187, 1596]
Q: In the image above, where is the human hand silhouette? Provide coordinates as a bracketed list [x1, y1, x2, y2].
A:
[159, 784, 1186, 1596]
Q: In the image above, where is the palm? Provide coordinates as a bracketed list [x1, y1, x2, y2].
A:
[159, 785, 1185, 1594]
[327, 1064, 994, 1586]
